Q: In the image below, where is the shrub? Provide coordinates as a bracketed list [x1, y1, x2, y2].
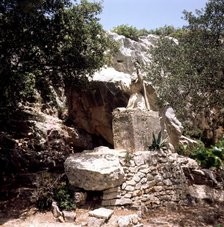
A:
[190, 138, 224, 169]
[31, 172, 75, 211]
[112, 24, 149, 41]
[54, 181, 76, 211]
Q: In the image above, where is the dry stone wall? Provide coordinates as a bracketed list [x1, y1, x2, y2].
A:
[65, 147, 188, 209]
[102, 150, 188, 209]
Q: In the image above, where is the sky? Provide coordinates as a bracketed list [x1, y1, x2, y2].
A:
[93, 0, 208, 30]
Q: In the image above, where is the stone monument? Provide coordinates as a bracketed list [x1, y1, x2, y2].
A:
[112, 63, 161, 152]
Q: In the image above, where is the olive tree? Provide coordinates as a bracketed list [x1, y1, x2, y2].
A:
[148, 0, 224, 144]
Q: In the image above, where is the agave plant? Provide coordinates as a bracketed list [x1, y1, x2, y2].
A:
[148, 131, 168, 151]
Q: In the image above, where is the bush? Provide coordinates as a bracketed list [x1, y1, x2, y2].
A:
[54, 181, 76, 211]
[31, 172, 75, 211]
[111, 24, 149, 41]
[190, 138, 224, 169]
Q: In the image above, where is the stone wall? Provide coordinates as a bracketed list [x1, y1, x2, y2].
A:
[102, 150, 188, 209]
[65, 147, 188, 209]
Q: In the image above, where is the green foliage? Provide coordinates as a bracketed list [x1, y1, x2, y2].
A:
[112, 24, 150, 41]
[148, 25, 185, 38]
[190, 138, 224, 169]
[54, 181, 76, 211]
[148, 0, 224, 143]
[112, 24, 185, 41]
[148, 131, 167, 150]
[0, 0, 113, 111]
[32, 172, 75, 211]
[124, 151, 133, 164]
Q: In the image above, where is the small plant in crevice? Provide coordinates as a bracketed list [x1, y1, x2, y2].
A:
[148, 131, 168, 151]
[124, 151, 133, 164]
[31, 172, 75, 211]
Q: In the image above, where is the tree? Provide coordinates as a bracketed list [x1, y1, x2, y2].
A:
[0, 0, 112, 111]
[148, 0, 224, 144]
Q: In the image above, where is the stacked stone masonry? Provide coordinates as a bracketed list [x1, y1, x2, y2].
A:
[102, 150, 188, 209]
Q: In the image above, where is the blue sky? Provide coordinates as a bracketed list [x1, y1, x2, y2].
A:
[95, 0, 208, 30]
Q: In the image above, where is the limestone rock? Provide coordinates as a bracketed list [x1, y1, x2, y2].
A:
[87, 217, 105, 227]
[163, 107, 183, 150]
[107, 32, 158, 74]
[62, 211, 76, 222]
[117, 214, 142, 227]
[66, 33, 160, 145]
[113, 108, 161, 152]
[88, 207, 114, 220]
[64, 146, 125, 190]
[52, 201, 63, 219]
[66, 81, 129, 144]
[188, 184, 224, 204]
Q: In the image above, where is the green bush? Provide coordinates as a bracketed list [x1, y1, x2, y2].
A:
[54, 181, 76, 211]
[112, 24, 149, 41]
[31, 173, 75, 211]
[190, 138, 224, 169]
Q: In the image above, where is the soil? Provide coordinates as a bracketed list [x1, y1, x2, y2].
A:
[0, 194, 224, 227]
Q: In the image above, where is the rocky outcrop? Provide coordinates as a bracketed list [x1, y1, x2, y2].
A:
[0, 101, 108, 189]
[66, 81, 129, 144]
[66, 33, 187, 150]
[176, 154, 224, 205]
[108, 32, 158, 74]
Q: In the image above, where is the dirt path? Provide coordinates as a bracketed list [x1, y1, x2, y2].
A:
[0, 192, 224, 227]
[1, 204, 224, 227]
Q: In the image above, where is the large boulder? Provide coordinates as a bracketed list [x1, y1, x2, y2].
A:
[64, 146, 125, 191]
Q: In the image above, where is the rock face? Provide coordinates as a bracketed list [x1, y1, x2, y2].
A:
[162, 107, 183, 150]
[66, 33, 159, 145]
[66, 81, 129, 144]
[64, 146, 125, 191]
[108, 32, 158, 74]
[113, 108, 161, 152]
[66, 32, 186, 150]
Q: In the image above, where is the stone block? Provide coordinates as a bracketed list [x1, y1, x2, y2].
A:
[113, 109, 161, 152]
[89, 208, 114, 220]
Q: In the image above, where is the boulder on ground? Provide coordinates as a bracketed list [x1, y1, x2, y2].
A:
[64, 146, 125, 191]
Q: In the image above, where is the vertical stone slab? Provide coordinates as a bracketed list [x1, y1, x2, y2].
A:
[112, 108, 161, 152]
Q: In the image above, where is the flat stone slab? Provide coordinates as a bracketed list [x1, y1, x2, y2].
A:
[89, 208, 114, 220]
[64, 146, 125, 191]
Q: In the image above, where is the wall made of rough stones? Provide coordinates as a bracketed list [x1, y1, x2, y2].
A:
[102, 150, 188, 209]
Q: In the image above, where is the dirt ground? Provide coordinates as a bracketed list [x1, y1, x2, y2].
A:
[0, 195, 224, 227]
